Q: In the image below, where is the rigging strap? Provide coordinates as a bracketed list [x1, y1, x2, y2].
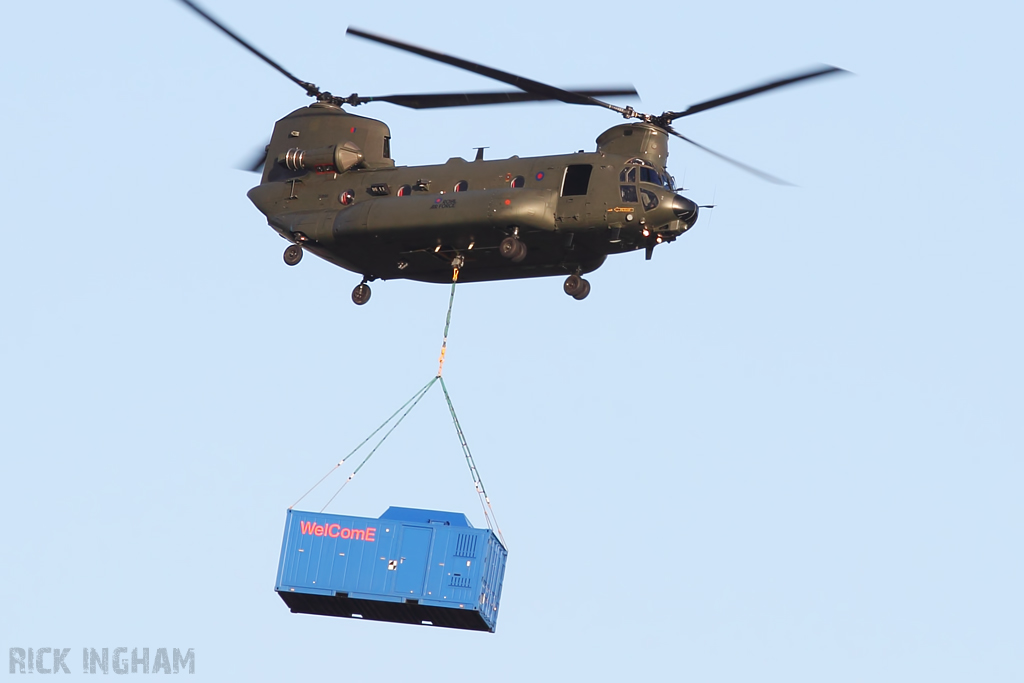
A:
[440, 376, 506, 548]
[288, 375, 438, 510]
[317, 376, 438, 513]
[437, 264, 460, 377]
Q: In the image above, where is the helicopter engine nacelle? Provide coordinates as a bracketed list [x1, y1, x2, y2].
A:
[281, 142, 364, 173]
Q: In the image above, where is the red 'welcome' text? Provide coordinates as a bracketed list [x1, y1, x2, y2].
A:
[299, 520, 377, 541]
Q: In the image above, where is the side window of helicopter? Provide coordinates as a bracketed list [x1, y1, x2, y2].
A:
[510, 175, 525, 188]
[454, 180, 469, 192]
[397, 184, 412, 197]
[640, 188, 659, 210]
[619, 167, 637, 183]
[561, 164, 593, 196]
[383, 136, 391, 159]
[620, 185, 638, 202]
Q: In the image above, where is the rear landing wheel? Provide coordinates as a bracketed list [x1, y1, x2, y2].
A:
[512, 240, 527, 263]
[572, 278, 591, 300]
[500, 236, 527, 263]
[352, 283, 371, 306]
[283, 244, 303, 266]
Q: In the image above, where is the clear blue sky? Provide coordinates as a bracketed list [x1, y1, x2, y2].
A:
[2, 0, 1022, 680]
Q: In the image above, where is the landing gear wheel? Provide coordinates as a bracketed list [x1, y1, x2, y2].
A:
[564, 274, 583, 297]
[500, 236, 528, 263]
[511, 240, 527, 263]
[572, 279, 591, 300]
[499, 236, 518, 259]
[283, 244, 303, 266]
[352, 283, 372, 306]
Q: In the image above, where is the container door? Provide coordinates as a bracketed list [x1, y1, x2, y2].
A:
[393, 526, 432, 596]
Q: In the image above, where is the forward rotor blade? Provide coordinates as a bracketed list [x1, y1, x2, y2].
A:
[360, 87, 638, 109]
[664, 125, 793, 186]
[346, 27, 629, 115]
[665, 65, 848, 121]
[176, 0, 321, 98]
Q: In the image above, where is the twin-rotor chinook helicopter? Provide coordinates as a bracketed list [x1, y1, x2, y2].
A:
[179, 0, 846, 305]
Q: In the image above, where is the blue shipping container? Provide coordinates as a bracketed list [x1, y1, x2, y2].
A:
[276, 507, 507, 632]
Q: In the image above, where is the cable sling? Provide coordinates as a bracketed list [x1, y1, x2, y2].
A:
[437, 262, 460, 377]
[318, 376, 438, 512]
[291, 258, 504, 547]
[440, 376, 506, 547]
[288, 375, 438, 510]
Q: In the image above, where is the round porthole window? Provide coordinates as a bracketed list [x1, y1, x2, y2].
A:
[454, 180, 469, 192]
[510, 175, 525, 188]
[339, 190, 355, 205]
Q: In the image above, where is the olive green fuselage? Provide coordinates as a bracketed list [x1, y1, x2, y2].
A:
[247, 103, 698, 284]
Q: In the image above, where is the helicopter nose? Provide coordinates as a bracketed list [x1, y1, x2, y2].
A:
[672, 194, 699, 222]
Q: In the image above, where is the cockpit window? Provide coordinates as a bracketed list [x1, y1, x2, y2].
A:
[640, 188, 659, 210]
[643, 188, 659, 209]
[620, 185, 638, 202]
[624, 159, 672, 188]
[640, 167, 662, 185]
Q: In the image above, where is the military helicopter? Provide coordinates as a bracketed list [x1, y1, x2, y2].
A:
[178, 0, 846, 305]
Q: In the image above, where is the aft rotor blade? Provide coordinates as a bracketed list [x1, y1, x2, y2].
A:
[665, 125, 793, 186]
[176, 0, 321, 98]
[346, 27, 630, 115]
[360, 87, 638, 109]
[240, 145, 268, 173]
[665, 65, 848, 121]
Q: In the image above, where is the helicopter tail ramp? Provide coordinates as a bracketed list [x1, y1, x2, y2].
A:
[276, 507, 507, 632]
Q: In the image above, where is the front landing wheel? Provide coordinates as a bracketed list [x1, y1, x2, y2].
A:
[564, 274, 591, 300]
[352, 283, 372, 306]
[564, 274, 583, 296]
[283, 244, 303, 266]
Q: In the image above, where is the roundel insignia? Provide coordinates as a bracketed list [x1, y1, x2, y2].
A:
[535, 171, 545, 180]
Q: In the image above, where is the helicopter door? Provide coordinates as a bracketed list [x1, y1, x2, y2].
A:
[561, 164, 592, 196]
[557, 164, 599, 227]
